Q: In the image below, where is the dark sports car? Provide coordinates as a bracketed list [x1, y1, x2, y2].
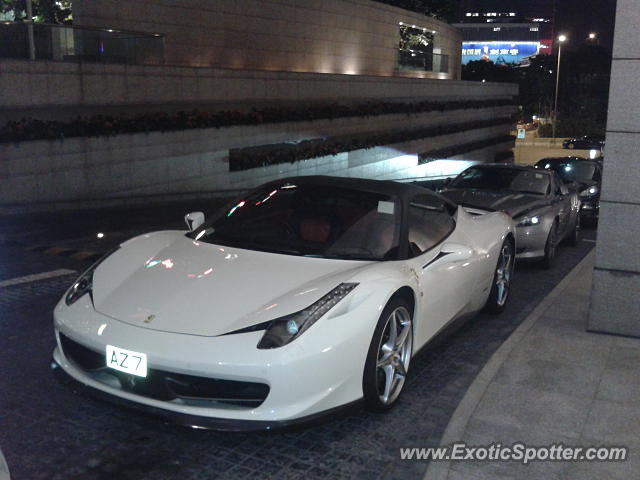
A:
[440, 164, 581, 268]
[562, 135, 605, 150]
[534, 157, 602, 222]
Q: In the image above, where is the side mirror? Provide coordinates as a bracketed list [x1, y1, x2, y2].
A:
[184, 211, 205, 231]
[443, 178, 452, 186]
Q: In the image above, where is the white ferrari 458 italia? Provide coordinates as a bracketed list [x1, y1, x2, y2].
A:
[53, 176, 515, 430]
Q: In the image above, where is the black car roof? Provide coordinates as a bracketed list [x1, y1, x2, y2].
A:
[461, 163, 551, 174]
[265, 175, 454, 204]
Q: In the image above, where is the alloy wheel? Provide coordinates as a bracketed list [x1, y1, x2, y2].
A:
[375, 306, 412, 406]
[495, 243, 513, 307]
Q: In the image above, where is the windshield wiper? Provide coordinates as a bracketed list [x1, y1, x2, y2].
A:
[513, 190, 545, 196]
[204, 237, 303, 256]
[321, 253, 377, 261]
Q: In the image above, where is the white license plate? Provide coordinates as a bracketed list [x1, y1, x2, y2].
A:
[106, 345, 148, 377]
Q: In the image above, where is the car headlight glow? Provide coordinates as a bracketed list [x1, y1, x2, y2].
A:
[257, 283, 358, 349]
[517, 215, 541, 227]
[580, 186, 598, 197]
[65, 246, 120, 306]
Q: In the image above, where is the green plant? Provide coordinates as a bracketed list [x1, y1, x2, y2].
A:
[0, 98, 515, 143]
[229, 117, 514, 171]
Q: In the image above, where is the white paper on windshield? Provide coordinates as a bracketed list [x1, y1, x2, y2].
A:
[378, 201, 395, 215]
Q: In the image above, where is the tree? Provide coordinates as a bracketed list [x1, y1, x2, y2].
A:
[461, 60, 518, 83]
[1, 0, 71, 23]
[518, 55, 557, 121]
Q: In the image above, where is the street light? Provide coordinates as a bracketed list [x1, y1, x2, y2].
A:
[589, 32, 597, 39]
[552, 35, 567, 140]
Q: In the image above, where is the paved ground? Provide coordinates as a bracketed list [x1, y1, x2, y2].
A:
[0, 207, 596, 480]
[426, 251, 640, 480]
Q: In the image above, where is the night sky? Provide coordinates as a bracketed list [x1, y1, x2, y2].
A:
[554, 0, 618, 51]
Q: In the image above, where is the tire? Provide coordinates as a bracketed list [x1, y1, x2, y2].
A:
[363, 296, 413, 412]
[541, 220, 558, 269]
[485, 238, 514, 314]
[567, 215, 580, 246]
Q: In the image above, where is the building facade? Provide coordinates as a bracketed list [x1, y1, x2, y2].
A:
[453, 0, 556, 65]
[0, 0, 518, 213]
[73, 0, 462, 80]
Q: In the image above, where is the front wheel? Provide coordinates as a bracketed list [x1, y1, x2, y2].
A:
[485, 239, 514, 314]
[363, 298, 413, 412]
[541, 220, 558, 269]
[567, 215, 580, 246]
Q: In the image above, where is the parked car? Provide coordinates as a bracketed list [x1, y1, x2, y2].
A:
[534, 157, 602, 223]
[53, 176, 515, 430]
[440, 164, 581, 268]
[562, 135, 605, 150]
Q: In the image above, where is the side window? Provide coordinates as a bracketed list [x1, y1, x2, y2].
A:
[407, 195, 455, 258]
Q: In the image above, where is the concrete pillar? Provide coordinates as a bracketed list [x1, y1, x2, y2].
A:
[588, 0, 640, 337]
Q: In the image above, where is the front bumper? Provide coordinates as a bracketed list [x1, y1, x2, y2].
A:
[580, 199, 599, 219]
[52, 354, 359, 431]
[53, 295, 374, 428]
[514, 224, 549, 259]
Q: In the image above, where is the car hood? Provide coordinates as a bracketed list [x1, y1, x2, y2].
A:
[573, 179, 598, 192]
[441, 188, 550, 218]
[92, 231, 370, 337]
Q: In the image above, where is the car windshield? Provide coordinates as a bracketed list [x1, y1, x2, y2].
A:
[539, 160, 598, 183]
[188, 183, 401, 261]
[450, 167, 550, 195]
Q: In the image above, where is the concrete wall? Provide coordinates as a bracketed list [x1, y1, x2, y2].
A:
[0, 104, 515, 213]
[0, 58, 515, 114]
[513, 138, 600, 166]
[73, 0, 462, 80]
[588, 0, 640, 337]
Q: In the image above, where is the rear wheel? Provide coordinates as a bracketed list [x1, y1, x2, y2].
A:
[541, 220, 558, 269]
[363, 297, 413, 412]
[485, 239, 514, 314]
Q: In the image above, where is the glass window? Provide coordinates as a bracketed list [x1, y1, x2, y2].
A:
[189, 183, 401, 261]
[539, 160, 599, 184]
[451, 167, 550, 195]
[407, 195, 455, 257]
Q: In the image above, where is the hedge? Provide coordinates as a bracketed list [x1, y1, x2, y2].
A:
[419, 135, 516, 164]
[0, 98, 515, 143]
[229, 116, 515, 171]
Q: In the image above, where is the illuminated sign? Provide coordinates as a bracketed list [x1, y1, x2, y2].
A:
[461, 42, 540, 65]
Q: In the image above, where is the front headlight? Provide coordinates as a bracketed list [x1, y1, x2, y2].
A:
[65, 246, 120, 306]
[65, 269, 94, 306]
[580, 186, 598, 198]
[517, 215, 541, 227]
[257, 283, 358, 349]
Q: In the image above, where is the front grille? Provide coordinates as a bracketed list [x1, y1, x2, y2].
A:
[60, 332, 104, 370]
[58, 333, 269, 408]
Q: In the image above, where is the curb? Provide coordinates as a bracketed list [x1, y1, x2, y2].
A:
[424, 250, 596, 480]
[24, 244, 103, 262]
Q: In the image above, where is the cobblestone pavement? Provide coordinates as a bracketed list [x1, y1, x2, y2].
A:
[0, 226, 596, 480]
